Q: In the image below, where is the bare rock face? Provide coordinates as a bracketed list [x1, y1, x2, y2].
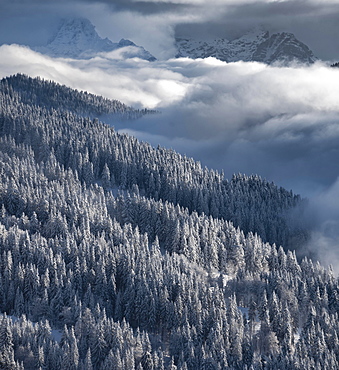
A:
[252, 32, 316, 64]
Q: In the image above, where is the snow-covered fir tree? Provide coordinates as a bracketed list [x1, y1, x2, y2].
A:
[0, 74, 337, 369]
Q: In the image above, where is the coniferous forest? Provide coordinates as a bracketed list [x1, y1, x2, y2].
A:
[1, 74, 339, 369]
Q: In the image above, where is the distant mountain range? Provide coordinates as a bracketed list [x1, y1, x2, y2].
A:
[2, 18, 318, 65]
[175, 27, 317, 64]
[34, 18, 156, 61]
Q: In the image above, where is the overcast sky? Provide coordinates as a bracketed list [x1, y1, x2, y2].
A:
[1, 0, 339, 266]
[1, 0, 339, 60]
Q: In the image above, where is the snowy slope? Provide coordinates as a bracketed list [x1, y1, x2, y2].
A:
[35, 18, 156, 61]
[176, 27, 316, 64]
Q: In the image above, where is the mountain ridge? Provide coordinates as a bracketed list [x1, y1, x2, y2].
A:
[0, 73, 306, 250]
[175, 28, 317, 64]
[1, 73, 157, 120]
[35, 17, 156, 61]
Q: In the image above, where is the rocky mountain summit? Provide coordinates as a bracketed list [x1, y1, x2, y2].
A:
[176, 27, 316, 64]
[35, 18, 156, 61]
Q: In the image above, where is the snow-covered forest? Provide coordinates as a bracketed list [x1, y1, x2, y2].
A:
[1, 74, 338, 369]
[2, 74, 156, 121]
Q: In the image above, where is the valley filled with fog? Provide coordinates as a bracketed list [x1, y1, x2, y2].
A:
[2, 1, 339, 369]
[1, 39, 339, 268]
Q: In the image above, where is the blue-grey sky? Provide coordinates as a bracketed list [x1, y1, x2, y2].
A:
[1, 0, 339, 60]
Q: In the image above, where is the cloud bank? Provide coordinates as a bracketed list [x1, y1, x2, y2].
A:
[1, 42, 339, 268]
[1, 44, 339, 196]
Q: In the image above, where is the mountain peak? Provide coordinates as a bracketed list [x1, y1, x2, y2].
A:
[253, 32, 316, 64]
[37, 17, 115, 58]
[118, 39, 136, 47]
[175, 27, 316, 64]
[236, 26, 269, 42]
[50, 17, 96, 40]
[35, 17, 156, 61]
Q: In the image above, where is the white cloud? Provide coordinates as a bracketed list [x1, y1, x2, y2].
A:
[3, 40, 339, 267]
[0, 44, 192, 108]
[88, 8, 179, 60]
[2, 43, 339, 198]
[303, 178, 339, 273]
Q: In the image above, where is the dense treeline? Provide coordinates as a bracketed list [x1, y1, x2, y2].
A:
[0, 74, 306, 249]
[0, 74, 336, 369]
[1, 129, 339, 370]
[0, 74, 156, 120]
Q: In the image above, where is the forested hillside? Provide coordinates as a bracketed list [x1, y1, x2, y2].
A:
[0, 74, 337, 369]
[0, 74, 305, 250]
[0, 74, 156, 121]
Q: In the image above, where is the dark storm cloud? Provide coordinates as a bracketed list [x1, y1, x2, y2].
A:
[3, 0, 189, 15]
[98, 0, 189, 14]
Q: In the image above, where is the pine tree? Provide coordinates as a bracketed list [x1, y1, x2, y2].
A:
[0, 314, 16, 369]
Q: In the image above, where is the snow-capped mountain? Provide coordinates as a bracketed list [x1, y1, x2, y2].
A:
[35, 18, 156, 61]
[252, 32, 316, 64]
[175, 27, 316, 64]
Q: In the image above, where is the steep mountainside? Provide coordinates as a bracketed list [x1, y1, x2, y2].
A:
[176, 28, 316, 64]
[0, 74, 338, 370]
[35, 18, 156, 61]
[0, 74, 305, 250]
